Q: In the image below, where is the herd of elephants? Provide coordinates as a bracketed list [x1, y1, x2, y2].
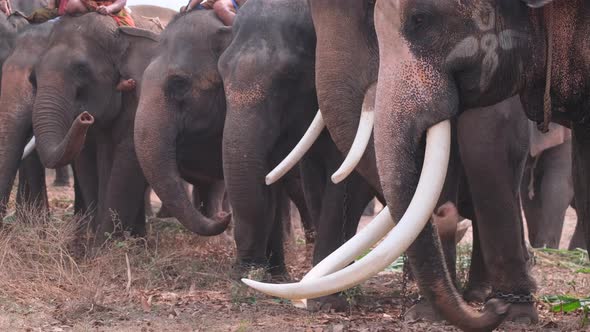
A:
[1, 0, 590, 331]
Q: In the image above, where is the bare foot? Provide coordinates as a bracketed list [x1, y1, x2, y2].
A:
[116, 78, 136, 92]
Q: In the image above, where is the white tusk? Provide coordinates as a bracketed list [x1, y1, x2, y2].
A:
[265, 111, 325, 185]
[292, 206, 394, 308]
[243, 120, 451, 300]
[22, 137, 36, 160]
[331, 84, 376, 184]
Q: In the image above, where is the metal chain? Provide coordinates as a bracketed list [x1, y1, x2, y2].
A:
[399, 253, 409, 319]
[488, 291, 536, 304]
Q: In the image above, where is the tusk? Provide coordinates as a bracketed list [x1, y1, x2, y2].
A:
[331, 84, 376, 184]
[292, 206, 394, 308]
[243, 120, 451, 300]
[265, 111, 325, 185]
[22, 137, 36, 160]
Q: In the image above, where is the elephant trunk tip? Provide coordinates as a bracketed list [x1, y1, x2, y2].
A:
[39, 111, 95, 169]
[203, 211, 232, 236]
[454, 299, 509, 332]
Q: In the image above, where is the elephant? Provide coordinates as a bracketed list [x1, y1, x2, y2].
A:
[218, 0, 375, 290]
[349, 0, 590, 330]
[0, 17, 55, 217]
[29, 12, 166, 242]
[134, 10, 234, 238]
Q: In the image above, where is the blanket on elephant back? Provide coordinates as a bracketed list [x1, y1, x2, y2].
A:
[23, 0, 134, 26]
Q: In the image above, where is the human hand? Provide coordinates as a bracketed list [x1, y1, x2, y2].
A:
[97, 5, 111, 15]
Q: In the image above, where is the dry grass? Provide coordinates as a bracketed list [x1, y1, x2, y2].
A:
[0, 203, 236, 326]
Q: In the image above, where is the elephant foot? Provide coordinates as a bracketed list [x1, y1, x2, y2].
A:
[308, 294, 350, 312]
[404, 299, 443, 322]
[116, 78, 136, 92]
[156, 205, 173, 218]
[502, 302, 539, 325]
[230, 261, 271, 281]
[463, 283, 492, 303]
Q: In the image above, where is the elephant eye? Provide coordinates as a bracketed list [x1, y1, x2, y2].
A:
[28, 71, 37, 90]
[410, 13, 428, 29]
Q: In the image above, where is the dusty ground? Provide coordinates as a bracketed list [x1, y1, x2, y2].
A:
[0, 172, 588, 332]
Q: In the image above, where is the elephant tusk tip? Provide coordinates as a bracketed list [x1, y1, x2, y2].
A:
[241, 278, 258, 288]
[330, 172, 346, 184]
[241, 278, 278, 296]
[264, 175, 276, 186]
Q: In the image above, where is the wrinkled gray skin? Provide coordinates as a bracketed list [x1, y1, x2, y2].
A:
[0, 17, 53, 217]
[522, 139, 573, 249]
[31, 13, 162, 242]
[219, 0, 374, 293]
[521, 138, 586, 250]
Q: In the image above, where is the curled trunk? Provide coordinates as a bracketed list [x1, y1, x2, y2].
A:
[134, 74, 229, 236]
[32, 85, 94, 169]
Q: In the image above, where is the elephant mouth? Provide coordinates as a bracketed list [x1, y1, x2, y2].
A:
[241, 120, 451, 301]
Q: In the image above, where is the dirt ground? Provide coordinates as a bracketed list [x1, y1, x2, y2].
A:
[0, 171, 588, 332]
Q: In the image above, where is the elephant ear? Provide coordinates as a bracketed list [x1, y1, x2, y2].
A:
[521, 0, 556, 8]
[115, 26, 160, 96]
[211, 26, 232, 58]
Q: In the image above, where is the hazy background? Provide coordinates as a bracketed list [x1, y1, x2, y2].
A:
[127, 0, 186, 10]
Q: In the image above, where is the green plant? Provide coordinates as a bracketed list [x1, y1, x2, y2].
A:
[542, 295, 590, 328]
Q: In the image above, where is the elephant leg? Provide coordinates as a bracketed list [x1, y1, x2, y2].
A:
[283, 169, 316, 244]
[458, 107, 537, 324]
[307, 138, 374, 312]
[523, 143, 573, 248]
[16, 152, 48, 213]
[521, 155, 544, 247]
[72, 145, 99, 231]
[572, 123, 590, 254]
[463, 217, 491, 302]
[53, 166, 71, 187]
[96, 142, 147, 242]
[266, 188, 287, 279]
[569, 210, 586, 250]
[299, 156, 325, 239]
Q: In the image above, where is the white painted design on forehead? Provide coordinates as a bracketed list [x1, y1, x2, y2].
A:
[446, 5, 525, 91]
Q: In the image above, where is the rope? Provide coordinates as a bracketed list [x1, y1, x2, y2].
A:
[539, 3, 554, 133]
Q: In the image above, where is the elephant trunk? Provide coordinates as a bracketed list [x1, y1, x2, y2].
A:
[32, 85, 94, 169]
[0, 67, 34, 214]
[134, 76, 229, 236]
[311, 0, 382, 192]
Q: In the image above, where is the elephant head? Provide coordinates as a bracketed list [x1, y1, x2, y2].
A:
[31, 13, 160, 169]
[134, 11, 232, 236]
[0, 21, 52, 215]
